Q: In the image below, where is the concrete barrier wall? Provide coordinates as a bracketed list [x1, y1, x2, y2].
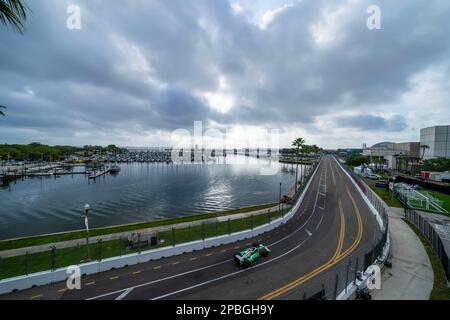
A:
[0, 160, 321, 295]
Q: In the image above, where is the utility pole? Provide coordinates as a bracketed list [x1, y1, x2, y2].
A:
[84, 204, 90, 260]
[279, 182, 282, 212]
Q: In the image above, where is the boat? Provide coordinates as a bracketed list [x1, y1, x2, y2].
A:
[109, 165, 121, 174]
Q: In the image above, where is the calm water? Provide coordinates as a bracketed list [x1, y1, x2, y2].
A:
[0, 156, 304, 240]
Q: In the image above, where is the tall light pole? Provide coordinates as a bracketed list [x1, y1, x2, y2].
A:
[84, 204, 90, 259]
[279, 182, 282, 212]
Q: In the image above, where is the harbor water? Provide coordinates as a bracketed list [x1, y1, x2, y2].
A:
[0, 155, 306, 240]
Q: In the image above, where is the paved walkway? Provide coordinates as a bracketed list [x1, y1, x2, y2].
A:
[0, 204, 284, 258]
[372, 207, 434, 300]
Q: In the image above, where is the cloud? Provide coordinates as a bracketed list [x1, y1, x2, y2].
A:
[333, 114, 408, 132]
[0, 0, 449, 148]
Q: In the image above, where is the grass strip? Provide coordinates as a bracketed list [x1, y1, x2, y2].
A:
[0, 203, 277, 252]
[367, 184, 403, 208]
[0, 208, 288, 280]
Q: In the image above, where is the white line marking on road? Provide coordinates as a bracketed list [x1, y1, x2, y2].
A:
[87, 259, 234, 300]
[305, 229, 312, 236]
[316, 209, 325, 231]
[150, 237, 312, 300]
[115, 288, 134, 300]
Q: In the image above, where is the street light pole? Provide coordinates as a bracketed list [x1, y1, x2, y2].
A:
[279, 182, 282, 212]
[84, 204, 90, 260]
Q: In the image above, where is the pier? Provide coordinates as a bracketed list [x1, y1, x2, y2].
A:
[0, 162, 76, 181]
[88, 168, 110, 179]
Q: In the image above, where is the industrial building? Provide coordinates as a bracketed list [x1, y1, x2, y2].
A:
[362, 142, 420, 170]
[420, 125, 450, 160]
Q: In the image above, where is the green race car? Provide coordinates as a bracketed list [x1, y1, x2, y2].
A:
[234, 244, 271, 268]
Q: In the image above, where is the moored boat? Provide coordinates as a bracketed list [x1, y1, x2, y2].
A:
[109, 165, 121, 174]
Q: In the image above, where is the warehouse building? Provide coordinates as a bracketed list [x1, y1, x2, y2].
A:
[363, 142, 420, 169]
[420, 125, 450, 160]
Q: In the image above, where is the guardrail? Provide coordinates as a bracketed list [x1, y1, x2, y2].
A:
[0, 158, 322, 295]
[404, 207, 450, 281]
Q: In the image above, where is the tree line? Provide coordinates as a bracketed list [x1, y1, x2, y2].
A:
[0, 143, 126, 161]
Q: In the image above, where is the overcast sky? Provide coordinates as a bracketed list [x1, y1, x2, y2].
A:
[0, 0, 449, 148]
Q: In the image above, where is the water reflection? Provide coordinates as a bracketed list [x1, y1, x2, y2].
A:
[0, 155, 305, 240]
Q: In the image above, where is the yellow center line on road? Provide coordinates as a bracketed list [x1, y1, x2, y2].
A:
[30, 294, 43, 300]
[133, 270, 142, 275]
[205, 253, 213, 257]
[85, 281, 96, 286]
[153, 266, 161, 270]
[259, 182, 364, 300]
[333, 199, 346, 262]
[189, 257, 197, 261]
[337, 187, 363, 260]
[259, 195, 346, 300]
[220, 249, 227, 253]
[58, 288, 68, 293]
[171, 262, 180, 265]
[110, 276, 119, 280]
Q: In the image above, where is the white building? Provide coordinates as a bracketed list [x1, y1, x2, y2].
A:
[420, 125, 450, 160]
[362, 142, 420, 169]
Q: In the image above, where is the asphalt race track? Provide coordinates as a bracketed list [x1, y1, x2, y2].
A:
[0, 155, 380, 300]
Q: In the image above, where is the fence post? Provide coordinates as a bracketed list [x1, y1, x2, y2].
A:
[354, 257, 359, 285]
[345, 261, 350, 294]
[26, 250, 29, 276]
[172, 228, 176, 247]
[98, 239, 103, 261]
[201, 223, 205, 241]
[51, 245, 56, 271]
[334, 274, 339, 300]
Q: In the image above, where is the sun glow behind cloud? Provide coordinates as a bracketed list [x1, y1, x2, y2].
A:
[0, 0, 449, 148]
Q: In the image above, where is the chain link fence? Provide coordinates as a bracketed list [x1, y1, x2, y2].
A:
[404, 207, 450, 281]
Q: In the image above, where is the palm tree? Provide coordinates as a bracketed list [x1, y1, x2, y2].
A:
[0, 105, 6, 117]
[292, 138, 305, 158]
[420, 145, 430, 160]
[0, 0, 28, 33]
[292, 138, 306, 192]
